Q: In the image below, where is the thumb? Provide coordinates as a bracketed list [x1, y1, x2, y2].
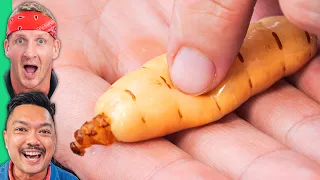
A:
[167, 0, 257, 95]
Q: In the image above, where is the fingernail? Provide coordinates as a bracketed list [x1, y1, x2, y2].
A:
[171, 47, 216, 95]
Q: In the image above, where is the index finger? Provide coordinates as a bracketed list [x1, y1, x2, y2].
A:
[279, 0, 320, 36]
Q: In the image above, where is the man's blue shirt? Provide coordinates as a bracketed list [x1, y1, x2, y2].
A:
[0, 160, 78, 180]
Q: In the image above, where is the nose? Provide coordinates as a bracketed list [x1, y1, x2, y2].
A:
[25, 131, 40, 146]
[23, 41, 37, 59]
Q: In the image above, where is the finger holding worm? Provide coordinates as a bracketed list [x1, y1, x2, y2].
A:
[70, 16, 318, 156]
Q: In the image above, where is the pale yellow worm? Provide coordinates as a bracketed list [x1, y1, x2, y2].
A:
[70, 16, 318, 156]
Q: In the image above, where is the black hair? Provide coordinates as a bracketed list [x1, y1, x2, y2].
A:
[6, 91, 55, 129]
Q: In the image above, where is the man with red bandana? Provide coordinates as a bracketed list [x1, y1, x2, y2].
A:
[4, 2, 59, 99]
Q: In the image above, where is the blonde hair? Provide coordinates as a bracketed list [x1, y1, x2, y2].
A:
[11, 1, 55, 21]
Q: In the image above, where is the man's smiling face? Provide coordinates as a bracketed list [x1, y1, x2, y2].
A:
[4, 104, 56, 175]
[4, 30, 59, 90]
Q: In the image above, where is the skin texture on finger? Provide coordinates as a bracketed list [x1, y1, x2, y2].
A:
[167, 0, 257, 95]
[287, 52, 320, 103]
[237, 80, 320, 164]
[279, 0, 320, 36]
[97, 0, 171, 82]
[167, 113, 320, 179]
[51, 67, 227, 180]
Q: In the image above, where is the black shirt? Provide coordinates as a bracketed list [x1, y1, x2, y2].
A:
[4, 70, 58, 99]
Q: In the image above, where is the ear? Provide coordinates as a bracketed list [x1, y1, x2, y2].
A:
[52, 39, 61, 60]
[3, 130, 8, 149]
[4, 39, 9, 58]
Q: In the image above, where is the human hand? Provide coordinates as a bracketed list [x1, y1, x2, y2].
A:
[11, 0, 320, 179]
[167, 0, 320, 95]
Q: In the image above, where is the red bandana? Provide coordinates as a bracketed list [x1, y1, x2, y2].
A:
[6, 11, 57, 39]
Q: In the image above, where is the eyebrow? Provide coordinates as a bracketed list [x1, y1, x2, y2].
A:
[11, 34, 26, 39]
[12, 120, 28, 126]
[39, 122, 52, 128]
[12, 120, 52, 128]
[12, 33, 49, 39]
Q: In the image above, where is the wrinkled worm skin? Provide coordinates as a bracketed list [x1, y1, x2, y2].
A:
[70, 16, 318, 156]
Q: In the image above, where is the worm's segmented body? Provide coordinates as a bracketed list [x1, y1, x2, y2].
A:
[71, 16, 318, 156]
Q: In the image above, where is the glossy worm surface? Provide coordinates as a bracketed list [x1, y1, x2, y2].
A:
[70, 16, 318, 156]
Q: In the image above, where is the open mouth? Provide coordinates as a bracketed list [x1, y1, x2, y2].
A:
[22, 151, 42, 162]
[24, 65, 38, 74]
